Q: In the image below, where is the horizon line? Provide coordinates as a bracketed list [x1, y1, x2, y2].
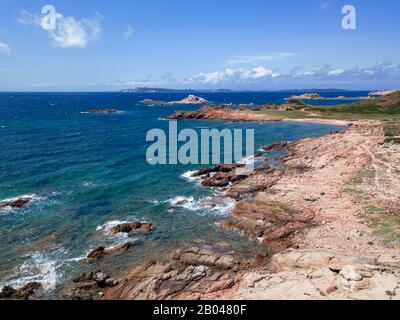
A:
[0, 88, 385, 93]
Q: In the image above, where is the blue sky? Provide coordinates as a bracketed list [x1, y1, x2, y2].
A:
[0, 0, 399, 91]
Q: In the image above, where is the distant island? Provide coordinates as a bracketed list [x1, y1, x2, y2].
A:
[120, 87, 353, 93]
[277, 88, 349, 93]
[120, 87, 233, 93]
[285, 93, 372, 101]
[141, 95, 209, 106]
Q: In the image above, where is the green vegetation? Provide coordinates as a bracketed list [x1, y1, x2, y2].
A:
[254, 92, 400, 144]
[383, 120, 400, 143]
[367, 209, 400, 243]
[255, 92, 400, 122]
[349, 171, 376, 185]
[256, 92, 400, 243]
[343, 187, 364, 195]
[343, 170, 400, 244]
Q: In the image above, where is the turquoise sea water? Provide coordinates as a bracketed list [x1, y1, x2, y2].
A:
[0, 91, 357, 295]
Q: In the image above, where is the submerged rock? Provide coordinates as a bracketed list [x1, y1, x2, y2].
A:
[0, 197, 33, 210]
[87, 109, 120, 114]
[86, 246, 107, 264]
[140, 99, 169, 106]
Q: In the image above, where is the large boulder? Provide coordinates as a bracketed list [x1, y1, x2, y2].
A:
[86, 242, 134, 264]
[111, 222, 155, 235]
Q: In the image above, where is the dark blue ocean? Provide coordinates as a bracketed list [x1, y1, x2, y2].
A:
[0, 91, 363, 294]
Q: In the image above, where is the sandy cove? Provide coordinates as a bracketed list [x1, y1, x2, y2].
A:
[61, 119, 400, 300]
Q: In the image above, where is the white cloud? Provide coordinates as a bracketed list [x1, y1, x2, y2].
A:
[0, 42, 11, 55]
[181, 62, 400, 86]
[123, 25, 134, 39]
[227, 52, 298, 64]
[328, 68, 345, 76]
[17, 10, 102, 48]
[114, 62, 400, 89]
[186, 67, 281, 85]
[17, 10, 41, 26]
[291, 62, 400, 83]
[114, 73, 177, 87]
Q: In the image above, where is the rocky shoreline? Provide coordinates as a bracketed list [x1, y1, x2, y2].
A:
[54, 118, 400, 300]
[3, 108, 399, 300]
[167, 103, 351, 126]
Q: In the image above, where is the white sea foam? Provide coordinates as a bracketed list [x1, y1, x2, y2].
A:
[180, 171, 203, 184]
[167, 195, 235, 216]
[0, 248, 72, 292]
[0, 194, 41, 203]
[96, 218, 143, 248]
[65, 255, 86, 263]
[81, 181, 96, 188]
[237, 155, 256, 165]
[96, 219, 130, 234]
[206, 197, 236, 216]
[167, 196, 196, 209]
[80, 111, 124, 114]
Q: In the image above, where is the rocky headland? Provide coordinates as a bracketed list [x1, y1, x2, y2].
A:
[286, 93, 372, 101]
[141, 95, 209, 106]
[369, 89, 400, 96]
[167, 102, 350, 126]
